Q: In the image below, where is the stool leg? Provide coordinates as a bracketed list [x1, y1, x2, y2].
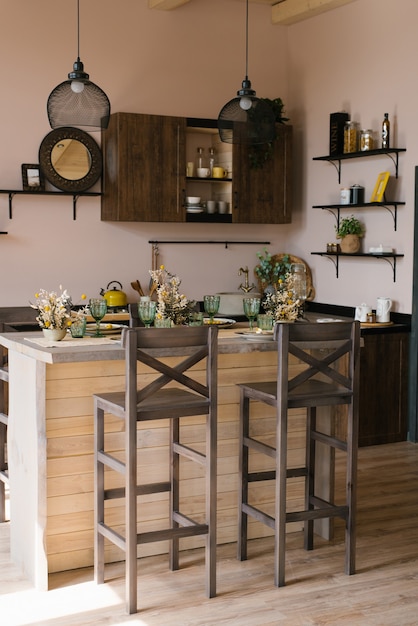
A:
[125, 407, 138, 614]
[274, 403, 287, 587]
[206, 409, 217, 598]
[345, 403, 358, 575]
[304, 407, 315, 551]
[94, 404, 105, 584]
[237, 392, 249, 562]
[169, 417, 180, 572]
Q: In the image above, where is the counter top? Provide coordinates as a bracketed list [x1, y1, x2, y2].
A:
[0, 311, 408, 365]
[0, 324, 278, 364]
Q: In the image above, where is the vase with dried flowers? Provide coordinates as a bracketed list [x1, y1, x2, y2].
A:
[30, 286, 87, 340]
[149, 266, 196, 326]
[262, 273, 302, 322]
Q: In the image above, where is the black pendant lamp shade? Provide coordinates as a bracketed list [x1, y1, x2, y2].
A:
[218, 0, 275, 145]
[47, 0, 110, 132]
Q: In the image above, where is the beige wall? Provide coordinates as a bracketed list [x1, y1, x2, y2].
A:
[0, 0, 415, 314]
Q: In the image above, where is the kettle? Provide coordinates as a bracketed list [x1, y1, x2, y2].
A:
[100, 281, 128, 307]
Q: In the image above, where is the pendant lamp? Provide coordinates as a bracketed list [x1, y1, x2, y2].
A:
[218, 0, 275, 145]
[47, 0, 110, 132]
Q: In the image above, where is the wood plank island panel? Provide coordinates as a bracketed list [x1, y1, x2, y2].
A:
[44, 349, 308, 575]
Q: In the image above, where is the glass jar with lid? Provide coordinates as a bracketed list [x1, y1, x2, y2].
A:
[343, 121, 358, 153]
[360, 129, 374, 151]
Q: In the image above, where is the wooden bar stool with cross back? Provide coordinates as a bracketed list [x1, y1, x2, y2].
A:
[93, 325, 218, 614]
[237, 320, 360, 587]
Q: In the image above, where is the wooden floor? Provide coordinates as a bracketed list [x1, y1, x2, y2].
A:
[1, 441, 418, 626]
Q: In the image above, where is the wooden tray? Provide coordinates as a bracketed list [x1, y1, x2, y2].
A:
[255, 253, 315, 301]
[360, 321, 394, 328]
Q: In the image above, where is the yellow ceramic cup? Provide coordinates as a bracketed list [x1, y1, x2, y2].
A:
[212, 166, 228, 179]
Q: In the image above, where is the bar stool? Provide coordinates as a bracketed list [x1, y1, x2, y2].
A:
[93, 325, 218, 614]
[237, 321, 360, 587]
[128, 302, 143, 328]
[0, 329, 9, 523]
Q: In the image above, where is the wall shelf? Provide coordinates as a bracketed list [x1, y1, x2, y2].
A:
[0, 189, 102, 220]
[312, 148, 406, 183]
[311, 251, 404, 282]
[312, 201, 405, 231]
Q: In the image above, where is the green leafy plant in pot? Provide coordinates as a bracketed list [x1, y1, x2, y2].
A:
[335, 215, 365, 253]
[248, 98, 289, 170]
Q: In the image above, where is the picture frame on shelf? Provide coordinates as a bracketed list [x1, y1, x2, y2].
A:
[370, 171, 390, 202]
[21, 163, 44, 191]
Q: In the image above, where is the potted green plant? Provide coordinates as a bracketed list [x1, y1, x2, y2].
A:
[335, 215, 365, 253]
[248, 98, 289, 170]
[254, 248, 292, 292]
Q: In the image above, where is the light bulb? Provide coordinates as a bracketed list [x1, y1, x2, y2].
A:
[71, 80, 85, 94]
[240, 96, 252, 111]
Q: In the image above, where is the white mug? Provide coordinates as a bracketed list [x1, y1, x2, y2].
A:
[376, 297, 392, 323]
[355, 303, 371, 323]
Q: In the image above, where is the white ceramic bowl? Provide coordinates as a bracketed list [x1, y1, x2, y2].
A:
[186, 196, 201, 205]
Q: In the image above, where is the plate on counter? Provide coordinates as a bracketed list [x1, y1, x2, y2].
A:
[85, 323, 124, 335]
[203, 317, 236, 328]
[236, 330, 275, 341]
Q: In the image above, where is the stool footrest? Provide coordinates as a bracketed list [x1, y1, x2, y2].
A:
[244, 436, 276, 459]
[0, 412, 8, 426]
[98, 522, 126, 551]
[104, 481, 171, 501]
[243, 503, 275, 530]
[138, 523, 209, 544]
[311, 429, 347, 452]
[98, 450, 125, 474]
[173, 442, 206, 466]
[287, 502, 349, 523]
[247, 466, 308, 483]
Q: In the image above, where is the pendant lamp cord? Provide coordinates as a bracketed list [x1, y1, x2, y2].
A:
[76, 0, 80, 60]
[245, 0, 249, 81]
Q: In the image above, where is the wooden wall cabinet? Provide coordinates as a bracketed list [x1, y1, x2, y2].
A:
[101, 112, 186, 222]
[101, 112, 292, 224]
[233, 123, 292, 224]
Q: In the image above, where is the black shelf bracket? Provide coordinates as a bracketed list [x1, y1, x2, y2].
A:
[312, 148, 406, 184]
[0, 189, 101, 220]
[8, 192, 15, 219]
[311, 252, 403, 282]
[312, 200, 405, 231]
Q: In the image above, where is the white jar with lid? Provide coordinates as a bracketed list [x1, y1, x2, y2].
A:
[340, 187, 351, 204]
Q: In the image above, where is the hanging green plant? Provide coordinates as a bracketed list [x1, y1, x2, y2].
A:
[248, 98, 289, 170]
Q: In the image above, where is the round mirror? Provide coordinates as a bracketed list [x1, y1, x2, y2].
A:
[39, 127, 102, 192]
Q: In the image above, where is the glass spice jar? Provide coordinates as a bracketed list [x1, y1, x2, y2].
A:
[360, 129, 374, 151]
[344, 121, 358, 153]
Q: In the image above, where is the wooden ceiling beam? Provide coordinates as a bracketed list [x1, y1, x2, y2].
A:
[148, 0, 192, 10]
[271, 0, 358, 25]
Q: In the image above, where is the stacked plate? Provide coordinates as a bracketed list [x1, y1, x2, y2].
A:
[185, 196, 204, 213]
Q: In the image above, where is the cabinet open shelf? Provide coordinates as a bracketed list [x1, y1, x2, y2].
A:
[0, 189, 101, 220]
[187, 176, 232, 183]
[312, 148, 406, 183]
[312, 201, 405, 230]
[185, 212, 232, 223]
[311, 251, 404, 282]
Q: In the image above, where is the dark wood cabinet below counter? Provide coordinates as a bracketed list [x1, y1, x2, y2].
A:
[359, 331, 409, 446]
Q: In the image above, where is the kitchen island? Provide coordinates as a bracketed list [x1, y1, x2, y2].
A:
[0, 321, 353, 590]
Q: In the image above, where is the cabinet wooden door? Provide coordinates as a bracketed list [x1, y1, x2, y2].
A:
[232, 124, 292, 224]
[101, 112, 186, 222]
[358, 332, 409, 446]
